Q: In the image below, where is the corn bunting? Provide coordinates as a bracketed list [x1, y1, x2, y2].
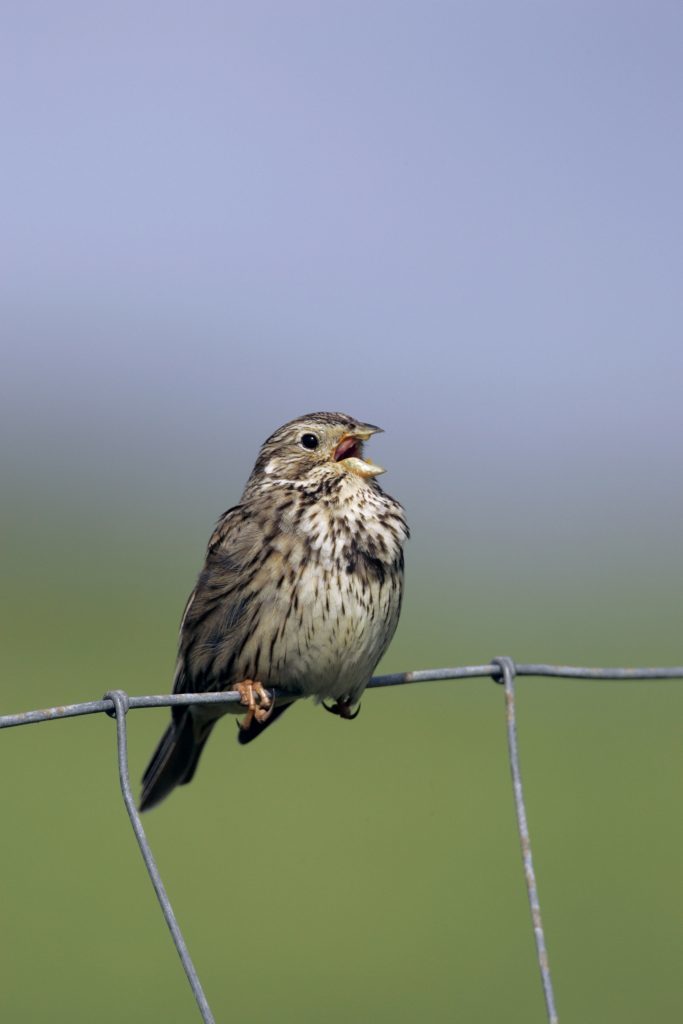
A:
[140, 412, 408, 810]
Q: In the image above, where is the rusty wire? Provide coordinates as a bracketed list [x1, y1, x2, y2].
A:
[2, 659, 682, 1023]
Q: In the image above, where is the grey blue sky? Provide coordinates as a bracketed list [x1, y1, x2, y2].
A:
[3, 2, 682, 562]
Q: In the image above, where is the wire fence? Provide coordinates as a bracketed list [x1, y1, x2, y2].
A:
[2, 658, 682, 1024]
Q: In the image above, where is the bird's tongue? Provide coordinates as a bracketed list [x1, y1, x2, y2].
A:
[334, 437, 360, 462]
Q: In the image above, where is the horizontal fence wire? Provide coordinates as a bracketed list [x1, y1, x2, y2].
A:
[2, 659, 683, 1024]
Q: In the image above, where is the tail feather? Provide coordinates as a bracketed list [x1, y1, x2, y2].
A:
[236, 701, 292, 745]
[140, 699, 295, 810]
[139, 711, 215, 812]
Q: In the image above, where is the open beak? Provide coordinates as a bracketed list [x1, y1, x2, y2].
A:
[333, 423, 385, 478]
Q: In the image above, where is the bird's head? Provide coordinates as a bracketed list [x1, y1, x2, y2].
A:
[251, 412, 386, 486]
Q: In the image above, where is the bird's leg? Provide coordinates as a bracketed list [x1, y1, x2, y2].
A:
[322, 698, 361, 720]
[235, 679, 273, 731]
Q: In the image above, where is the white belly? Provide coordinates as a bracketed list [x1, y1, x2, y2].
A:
[220, 474, 406, 704]
[265, 558, 401, 702]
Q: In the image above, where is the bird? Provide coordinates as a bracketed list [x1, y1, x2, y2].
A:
[139, 411, 409, 811]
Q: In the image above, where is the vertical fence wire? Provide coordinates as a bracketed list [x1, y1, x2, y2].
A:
[492, 658, 559, 1024]
[104, 690, 216, 1024]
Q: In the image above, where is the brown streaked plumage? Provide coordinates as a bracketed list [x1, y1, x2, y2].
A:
[139, 412, 408, 811]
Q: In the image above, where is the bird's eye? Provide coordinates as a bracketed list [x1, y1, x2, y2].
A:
[300, 433, 319, 450]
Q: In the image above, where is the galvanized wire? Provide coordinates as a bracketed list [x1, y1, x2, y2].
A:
[104, 689, 216, 1024]
[493, 658, 558, 1024]
[2, 659, 682, 1024]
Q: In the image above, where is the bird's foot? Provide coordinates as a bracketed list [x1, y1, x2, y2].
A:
[235, 679, 273, 731]
[322, 698, 361, 720]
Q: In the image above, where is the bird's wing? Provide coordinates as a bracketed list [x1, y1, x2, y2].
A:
[172, 504, 269, 695]
[143, 505, 277, 806]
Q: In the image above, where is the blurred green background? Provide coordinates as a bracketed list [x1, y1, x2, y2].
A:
[2, 485, 681, 1023]
[2, 3, 683, 1022]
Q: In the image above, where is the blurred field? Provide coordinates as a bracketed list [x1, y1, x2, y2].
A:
[1, 483, 681, 1024]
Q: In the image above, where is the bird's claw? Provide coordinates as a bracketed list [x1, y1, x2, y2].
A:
[235, 679, 273, 731]
[322, 699, 361, 720]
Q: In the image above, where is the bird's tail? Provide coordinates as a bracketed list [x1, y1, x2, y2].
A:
[236, 701, 291, 745]
[139, 710, 216, 812]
